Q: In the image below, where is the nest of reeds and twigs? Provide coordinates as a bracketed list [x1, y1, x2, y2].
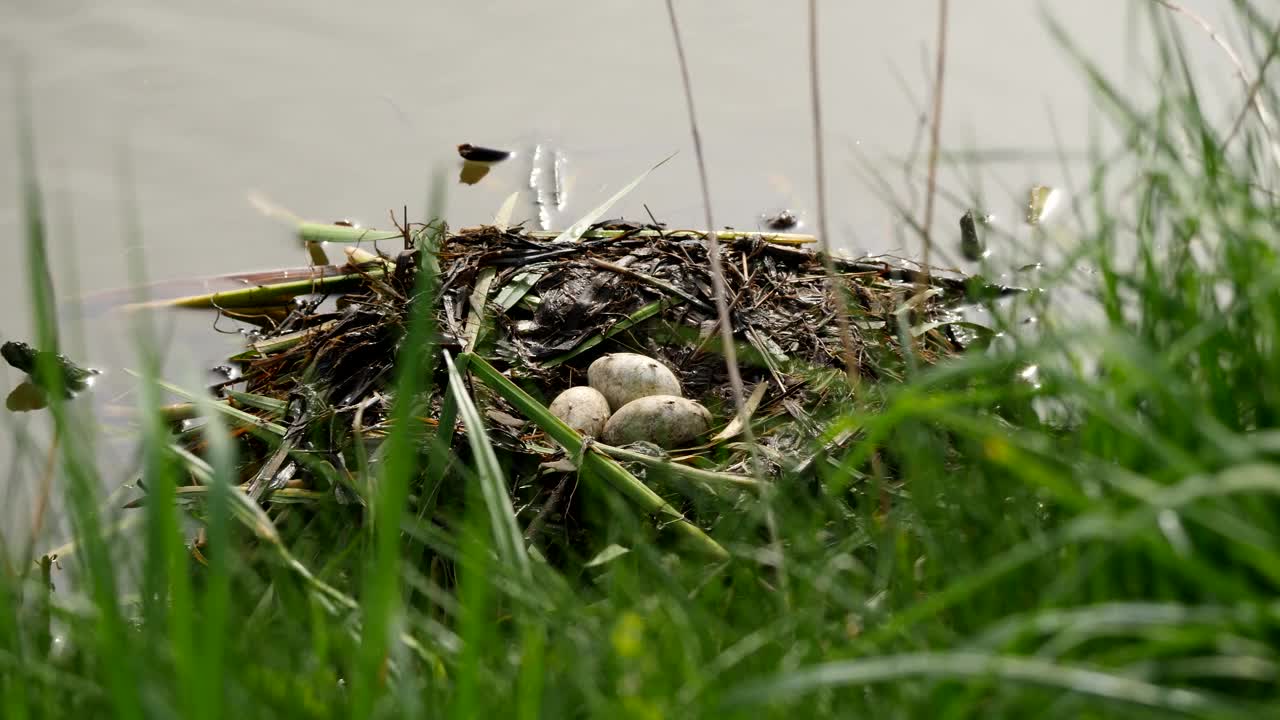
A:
[154, 218, 1011, 560]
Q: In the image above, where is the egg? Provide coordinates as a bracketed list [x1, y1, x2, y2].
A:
[602, 395, 711, 449]
[548, 386, 611, 437]
[587, 353, 682, 411]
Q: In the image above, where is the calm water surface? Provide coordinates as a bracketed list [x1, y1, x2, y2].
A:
[0, 0, 1253, 546]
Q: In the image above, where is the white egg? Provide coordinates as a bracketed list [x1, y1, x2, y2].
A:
[587, 353, 682, 411]
[603, 395, 711, 449]
[548, 386, 611, 437]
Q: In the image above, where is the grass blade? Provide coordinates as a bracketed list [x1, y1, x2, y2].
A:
[722, 652, 1239, 716]
[550, 155, 673, 245]
[351, 169, 445, 714]
[125, 372, 286, 436]
[444, 350, 530, 577]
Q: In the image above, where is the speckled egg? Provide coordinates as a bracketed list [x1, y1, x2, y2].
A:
[602, 395, 711, 449]
[548, 386, 611, 437]
[587, 353, 682, 411]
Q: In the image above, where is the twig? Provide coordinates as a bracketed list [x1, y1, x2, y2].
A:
[664, 0, 767, 579]
[808, 0, 861, 387]
[1223, 16, 1280, 151]
[593, 443, 763, 489]
[1151, 0, 1280, 170]
[662, 0, 754, 452]
[921, 0, 950, 279]
[21, 427, 60, 568]
[449, 227, 817, 246]
[523, 474, 572, 540]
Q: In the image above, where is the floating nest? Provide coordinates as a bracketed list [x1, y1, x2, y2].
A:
[161, 219, 1008, 559]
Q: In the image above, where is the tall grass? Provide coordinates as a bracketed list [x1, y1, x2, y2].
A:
[3, 5, 1280, 718]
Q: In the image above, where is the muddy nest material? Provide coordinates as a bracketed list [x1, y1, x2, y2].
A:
[166, 221, 1004, 558]
[435, 222, 982, 396]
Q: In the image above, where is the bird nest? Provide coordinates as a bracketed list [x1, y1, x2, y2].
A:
[146, 218, 1010, 560]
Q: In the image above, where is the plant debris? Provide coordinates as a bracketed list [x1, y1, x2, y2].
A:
[131, 213, 1016, 563]
[2, 340, 101, 411]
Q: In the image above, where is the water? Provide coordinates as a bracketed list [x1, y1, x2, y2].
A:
[0, 0, 1257, 548]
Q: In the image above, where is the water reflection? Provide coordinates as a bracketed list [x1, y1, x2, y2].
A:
[528, 142, 568, 230]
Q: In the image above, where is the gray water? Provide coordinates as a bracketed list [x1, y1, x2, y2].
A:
[0, 0, 1255, 549]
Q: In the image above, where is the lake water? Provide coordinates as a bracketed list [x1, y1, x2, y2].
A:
[0, 0, 1257, 548]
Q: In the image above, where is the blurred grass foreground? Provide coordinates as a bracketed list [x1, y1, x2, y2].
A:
[4, 5, 1280, 719]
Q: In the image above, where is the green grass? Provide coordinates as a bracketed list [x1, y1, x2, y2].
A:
[4, 5, 1280, 718]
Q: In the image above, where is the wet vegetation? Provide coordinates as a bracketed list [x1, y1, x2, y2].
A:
[137, 218, 989, 563]
[4, 4, 1280, 718]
